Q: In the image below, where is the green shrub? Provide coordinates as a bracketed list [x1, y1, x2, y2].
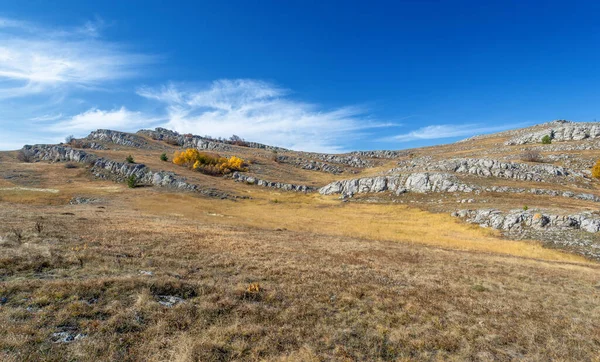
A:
[541, 135, 552, 144]
[127, 175, 138, 188]
[160, 153, 168, 162]
[126, 155, 135, 163]
[523, 205, 529, 211]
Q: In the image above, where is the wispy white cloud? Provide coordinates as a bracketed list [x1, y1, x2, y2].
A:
[30, 113, 63, 122]
[49, 107, 162, 133]
[0, 16, 154, 99]
[137, 79, 388, 153]
[385, 123, 529, 143]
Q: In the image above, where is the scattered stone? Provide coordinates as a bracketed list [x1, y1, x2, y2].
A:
[69, 197, 101, 205]
[139, 270, 154, 276]
[157, 295, 184, 307]
[51, 330, 86, 343]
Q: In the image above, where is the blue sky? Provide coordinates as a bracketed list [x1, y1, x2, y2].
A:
[1, 1, 599, 152]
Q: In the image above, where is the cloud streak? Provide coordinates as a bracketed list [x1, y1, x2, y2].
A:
[137, 79, 387, 153]
[49, 107, 162, 133]
[0, 16, 155, 99]
[385, 123, 530, 143]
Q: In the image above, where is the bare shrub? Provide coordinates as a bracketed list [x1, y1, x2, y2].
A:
[34, 221, 44, 234]
[10, 228, 23, 243]
[17, 150, 33, 163]
[65, 163, 78, 169]
[520, 149, 542, 162]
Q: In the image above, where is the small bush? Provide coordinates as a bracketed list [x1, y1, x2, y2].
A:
[65, 135, 74, 144]
[520, 149, 542, 163]
[523, 205, 529, 211]
[541, 135, 552, 144]
[126, 155, 135, 164]
[160, 153, 168, 162]
[592, 160, 600, 179]
[127, 175, 138, 188]
[17, 150, 32, 163]
[64, 163, 78, 169]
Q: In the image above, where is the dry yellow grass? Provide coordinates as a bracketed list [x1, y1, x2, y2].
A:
[134, 189, 590, 264]
[0, 200, 599, 361]
[2, 132, 600, 360]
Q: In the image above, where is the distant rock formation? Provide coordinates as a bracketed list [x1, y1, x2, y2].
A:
[137, 128, 288, 152]
[319, 173, 474, 198]
[231, 172, 316, 193]
[505, 121, 600, 145]
[87, 129, 154, 149]
[275, 155, 344, 174]
[452, 208, 600, 233]
[417, 158, 578, 182]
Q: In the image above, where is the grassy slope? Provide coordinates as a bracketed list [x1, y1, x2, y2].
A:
[0, 154, 599, 360]
[1, 130, 600, 360]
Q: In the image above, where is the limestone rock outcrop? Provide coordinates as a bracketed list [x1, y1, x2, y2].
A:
[452, 208, 600, 233]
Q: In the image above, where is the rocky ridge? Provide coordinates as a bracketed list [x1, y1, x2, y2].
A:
[22, 145, 231, 198]
[505, 120, 600, 145]
[393, 158, 582, 183]
[231, 172, 316, 193]
[87, 130, 156, 149]
[275, 155, 344, 174]
[452, 208, 600, 233]
[138, 128, 288, 152]
[319, 172, 600, 202]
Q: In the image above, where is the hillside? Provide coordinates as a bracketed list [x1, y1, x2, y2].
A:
[1, 120, 600, 360]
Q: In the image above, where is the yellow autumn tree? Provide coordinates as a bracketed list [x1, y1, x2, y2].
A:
[172, 149, 246, 175]
[592, 159, 600, 179]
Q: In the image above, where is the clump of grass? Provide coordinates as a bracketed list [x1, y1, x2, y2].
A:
[523, 205, 529, 211]
[65, 163, 78, 169]
[126, 155, 135, 164]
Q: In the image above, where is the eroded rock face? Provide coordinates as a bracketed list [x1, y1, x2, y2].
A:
[452, 208, 600, 233]
[87, 130, 153, 149]
[401, 158, 576, 182]
[137, 128, 288, 152]
[276, 155, 344, 174]
[505, 121, 600, 145]
[350, 150, 406, 159]
[231, 172, 316, 193]
[297, 152, 373, 168]
[318, 172, 600, 202]
[319, 173, 473, 198]
[22, 145, 229, 198]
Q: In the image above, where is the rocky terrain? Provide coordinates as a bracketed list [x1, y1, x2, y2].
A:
[10, 120, 600, 260]
[3, 119, 600, 360]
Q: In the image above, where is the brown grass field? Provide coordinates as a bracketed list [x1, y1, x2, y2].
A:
[1, 133, 600, 361]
